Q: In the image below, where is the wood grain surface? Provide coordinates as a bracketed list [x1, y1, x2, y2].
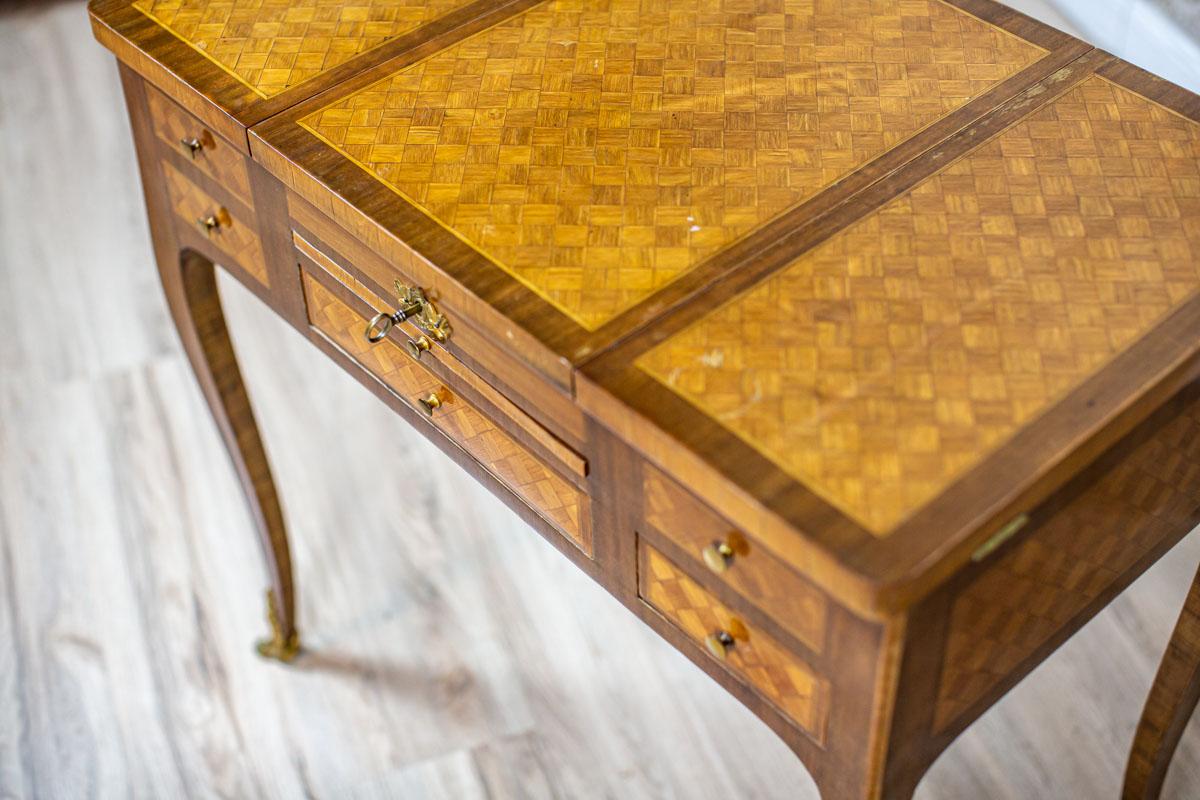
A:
[635, 73, 1200, 535]
[250, 0, 1084, 369]
[296, 0, 1045, 330]
[639, 544, 832, 743]
[146, 82, 253, 203]
[642, 462, 830, 655]
[7, 2, 1200, 799]
[1125, 559, 1200, 799]
[160, 159, 271, 286]
[580, 48, 1200, 618]
[89, 0, 537, 131]
[132, 0, 483, 98]
[302, 272, 593, 553]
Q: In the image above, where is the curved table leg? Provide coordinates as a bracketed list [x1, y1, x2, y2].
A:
[163, 247, 300, 662]
[1123, 559, 1200, 799]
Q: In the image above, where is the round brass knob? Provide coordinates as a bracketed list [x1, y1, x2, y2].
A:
[406, 335, 432, 359]
[418, 392, 443, 415]
[704, 630, 735, 660]
[180, 136, 204, 158]
[195, 214, 220, 236]
[702, 541, 735, 574]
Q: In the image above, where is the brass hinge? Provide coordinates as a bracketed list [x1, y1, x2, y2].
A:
[971, 513, 1029, 562]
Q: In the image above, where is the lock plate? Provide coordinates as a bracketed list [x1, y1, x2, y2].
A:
[394, 280, 451, 342]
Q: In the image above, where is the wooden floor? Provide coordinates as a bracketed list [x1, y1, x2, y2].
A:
[4, 2, 1200, 798]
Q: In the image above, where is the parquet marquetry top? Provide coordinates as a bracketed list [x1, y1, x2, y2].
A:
[132, 0, 480, 98]
[639, 76, 1200, 534]
[298, 0, 1045, 330]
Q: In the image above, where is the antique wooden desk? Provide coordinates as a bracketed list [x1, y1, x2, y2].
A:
[89, 0, 1200, 796]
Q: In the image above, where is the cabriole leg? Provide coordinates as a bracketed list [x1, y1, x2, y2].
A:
[1123, 558, 1200, 799]
[164, 248, 300, 662]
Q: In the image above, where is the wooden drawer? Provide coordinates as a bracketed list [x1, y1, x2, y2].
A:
[643, 463, 828, 654]
[295, 232, 588, 485]
[287, 196, 589, 450]
[639, 542, 831, 744]
[161, 161, 268, 288]
[302, 271, 593, 556]
[146, 85, 252, 207]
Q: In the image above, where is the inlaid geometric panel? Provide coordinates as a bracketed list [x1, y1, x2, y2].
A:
[639, 76, 1200, 534]
[934, 391, 1200, 731]
[643, 463, 829, 653]
[300, 0, 1044, 329]
[640, 544, 831, 741]
[134, 0, 480, 98]
[162, 161, 270, 287]
[147, 86, 253, 204]
[304, 274, 593, 553]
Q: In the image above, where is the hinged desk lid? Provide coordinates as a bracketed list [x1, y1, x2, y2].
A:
[583, 52, 1200, 609]
[250, 0, 1084, 390]
[88, 0, 530, 146]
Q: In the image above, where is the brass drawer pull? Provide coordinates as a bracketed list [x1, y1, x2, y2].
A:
[702, 541, 735, 574]
[406, 335, 432, 359]
[178, 130, 214, 159]
[180, 136, 204, 158]
[701, 533, 746, 575]
[195, 209, 229, 236]
[705, 630, 735, 660]
[418, 391, 444, 416]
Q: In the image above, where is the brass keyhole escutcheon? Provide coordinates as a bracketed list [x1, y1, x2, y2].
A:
[393, 280, 451, 344]
[364, 282, 447, 346]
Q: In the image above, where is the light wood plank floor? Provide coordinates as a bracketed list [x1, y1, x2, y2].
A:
[3, 2, 1200, 798]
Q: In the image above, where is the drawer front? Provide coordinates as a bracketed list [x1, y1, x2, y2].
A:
[644, 463, 828, 654]
[303, 272, 592, 555]
[288, 195, 586, 443]
[162, 161, 268, 287]
[147, 86, 252, 206]
[296, 232, 588, 483]
[640, 542, 831, 744]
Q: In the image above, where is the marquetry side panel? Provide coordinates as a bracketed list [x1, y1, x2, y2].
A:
[640, 543, 831, 743]
[643, 463, 828, 654]
[639, 75, 1200, 536]
[300, 0, 1044, 330]
[303, 273, 592, 555]
[933, 389, 1200, 731]
[146, 85, 252, 205]
[162, 160, 269, 287]
[131, 0, 482, 98]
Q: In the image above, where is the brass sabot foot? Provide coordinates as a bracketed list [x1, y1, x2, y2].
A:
[254, 589, 301, 663]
